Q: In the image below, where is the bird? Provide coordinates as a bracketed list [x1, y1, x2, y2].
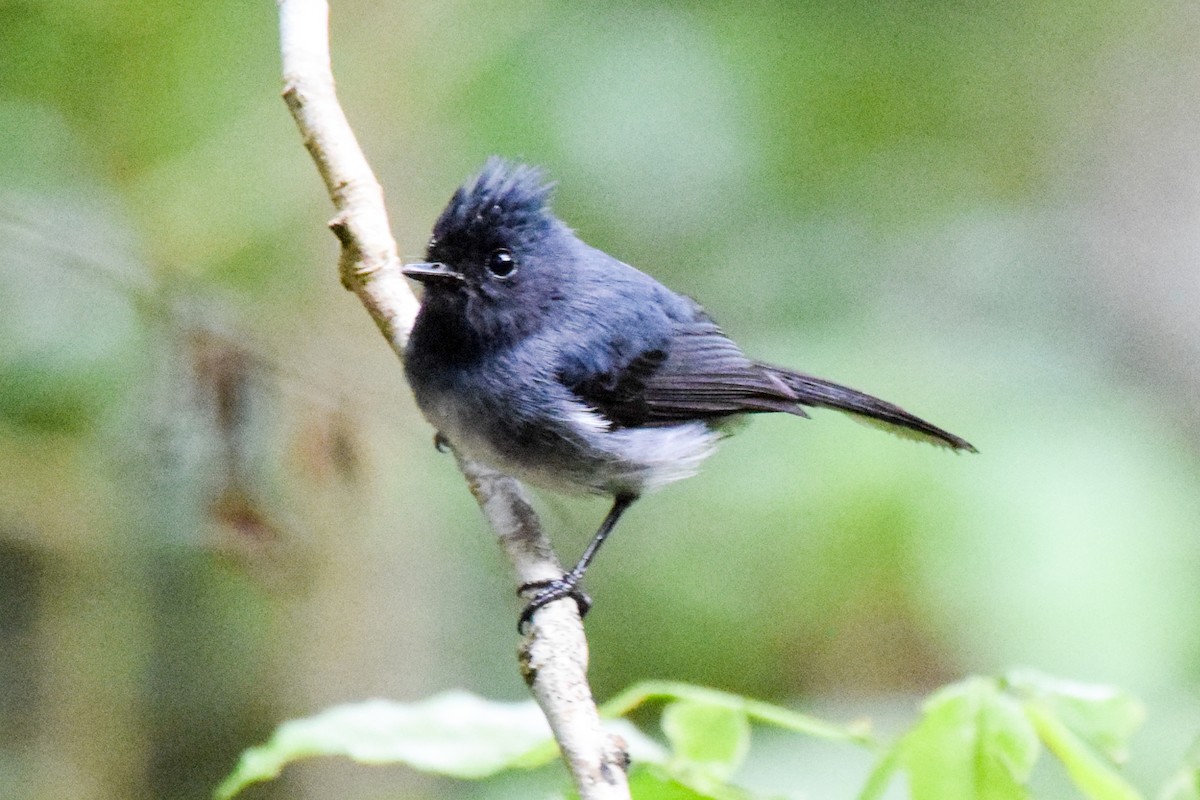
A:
[401, 158, 975, 631]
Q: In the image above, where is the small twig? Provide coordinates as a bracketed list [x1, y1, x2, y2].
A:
[274, 1, 630, 797]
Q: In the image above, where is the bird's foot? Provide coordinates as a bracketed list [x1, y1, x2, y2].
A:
[433, 431, 451, 453]
[517, 578, 592, 632]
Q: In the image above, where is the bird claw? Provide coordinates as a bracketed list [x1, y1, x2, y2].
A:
[517, 578, 592, 632]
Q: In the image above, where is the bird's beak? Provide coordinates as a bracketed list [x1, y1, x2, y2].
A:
[401, 262, 466, 286]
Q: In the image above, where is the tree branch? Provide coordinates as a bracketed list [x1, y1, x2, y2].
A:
[274, 1, 630, 797]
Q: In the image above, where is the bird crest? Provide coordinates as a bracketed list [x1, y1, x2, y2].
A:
[433, 157, 557, 245]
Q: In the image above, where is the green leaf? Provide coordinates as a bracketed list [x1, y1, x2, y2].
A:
[1023, 701, 1143, 800]
[215, 692, 556, 799]
[1006, 669, 1145, 763]
[602, 680, 871, 745]
[628, 763, 758, 800]
[661, 700, 751, 780]
[856, 743, 902, 800]
[898, 677, 1039, 800]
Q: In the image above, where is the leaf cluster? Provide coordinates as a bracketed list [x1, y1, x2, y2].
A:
[216, 670, 1197, 800]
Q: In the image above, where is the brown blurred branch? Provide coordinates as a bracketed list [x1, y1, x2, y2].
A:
[274, 1, 630, 797]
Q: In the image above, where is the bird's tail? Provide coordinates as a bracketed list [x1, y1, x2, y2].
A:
[764, 366, 977, 453]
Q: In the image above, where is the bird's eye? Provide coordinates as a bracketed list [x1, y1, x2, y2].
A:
[487, 249, 517, 278]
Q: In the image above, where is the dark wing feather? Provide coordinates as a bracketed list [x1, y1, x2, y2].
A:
[565, 318, 976, 452]
[566, 319, 808, 427]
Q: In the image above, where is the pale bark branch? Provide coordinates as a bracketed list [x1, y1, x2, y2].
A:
[274, 1, 630, 797]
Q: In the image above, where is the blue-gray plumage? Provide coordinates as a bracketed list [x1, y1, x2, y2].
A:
[402, 158, 975, 630]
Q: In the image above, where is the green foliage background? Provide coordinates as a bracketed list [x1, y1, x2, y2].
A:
[2, 1, 1199, 798]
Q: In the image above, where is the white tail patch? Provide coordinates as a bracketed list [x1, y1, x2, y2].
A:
[601, 422, 721, 493]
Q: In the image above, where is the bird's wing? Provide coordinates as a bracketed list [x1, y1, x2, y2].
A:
[562, 318, 808, 427]
[561, 316, 976, 451]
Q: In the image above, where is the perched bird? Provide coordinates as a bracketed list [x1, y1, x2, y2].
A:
[402, 158, 975, 630]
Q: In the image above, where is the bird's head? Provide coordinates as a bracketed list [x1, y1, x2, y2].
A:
[404, 158, 575, 343]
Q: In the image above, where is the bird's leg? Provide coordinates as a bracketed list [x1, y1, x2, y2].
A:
[518, 492, 638, 632]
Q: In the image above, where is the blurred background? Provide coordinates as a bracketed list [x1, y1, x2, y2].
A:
[3, 0, 1200, 798]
